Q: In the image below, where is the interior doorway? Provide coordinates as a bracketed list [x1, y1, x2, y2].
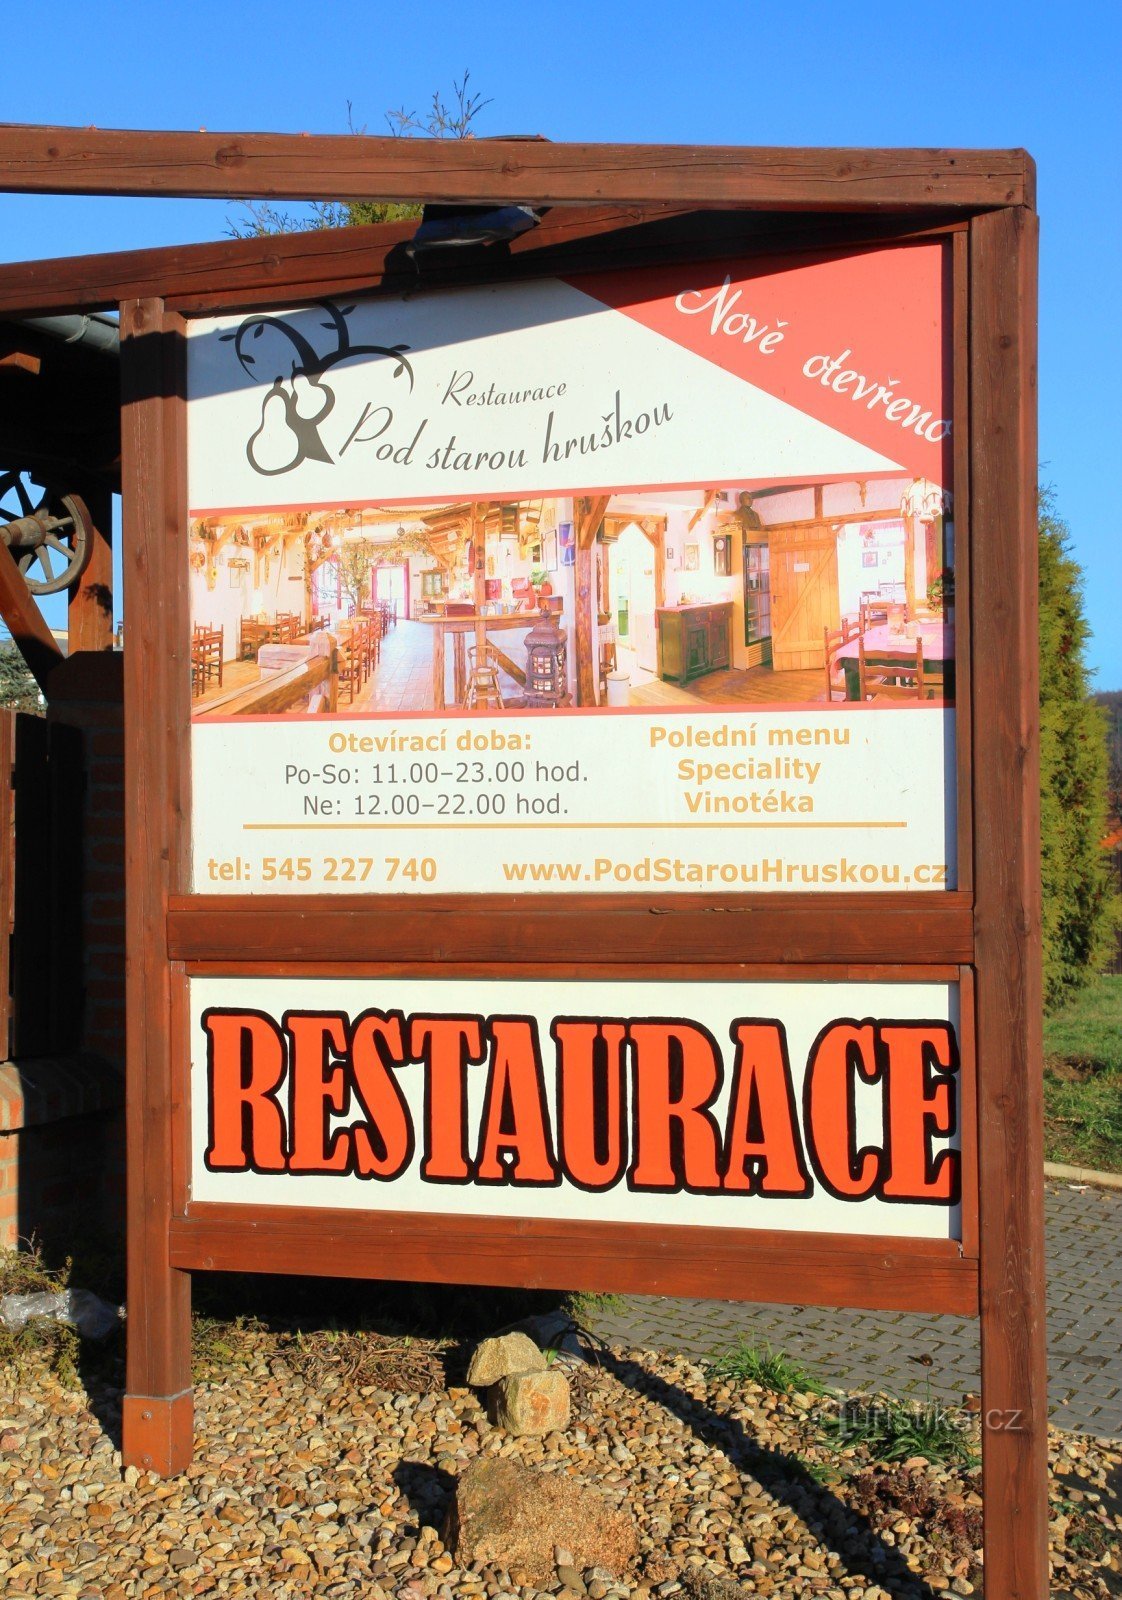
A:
[613, 523, 658, 682]
[373, 563, 408, 620]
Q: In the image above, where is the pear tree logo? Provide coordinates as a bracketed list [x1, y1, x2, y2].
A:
[221, 301, 415, 477]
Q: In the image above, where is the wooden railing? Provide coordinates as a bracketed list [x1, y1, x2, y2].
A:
[195, 642, 337, 718]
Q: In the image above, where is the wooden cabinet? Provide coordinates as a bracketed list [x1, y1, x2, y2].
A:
[657, 602, 733, 684]
[708, 609, 730, 669]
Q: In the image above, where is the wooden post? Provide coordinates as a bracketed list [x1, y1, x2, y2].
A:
[575, 539, 595, 707]
[574, 496, 608, 707]
[67, 483, 114, 653]
[0, 543, 64, 691]
[970, 206, 1048, 1600]
[432, 621, 446, 711]
[472, 502, 487, 679]
[903, 510, 917, 618]
[120, 298, 194, 1475]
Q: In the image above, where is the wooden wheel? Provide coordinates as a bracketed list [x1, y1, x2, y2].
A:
[0, 473, 94, 595]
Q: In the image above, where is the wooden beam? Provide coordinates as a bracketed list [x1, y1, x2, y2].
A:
[485, 640, 526, 687]
[67, 486, 114, 653]
[0, 126, 1034, 213]
[471, 503, 487, 664]
[687, 490, 717, 532]
[758, 507, 902, 536]
[168, 891, 975, 966]
[195, 648, 334, 718]
[903, 510, 917, 618]
[0, 207, 970, 321]
[0, 349, 40, 375]
[574, 496, 608, 707]
[575, 538, 595, 707]
[120, 297, 194, 1474]
[170, 1203, 978, 1316]
[0, 542, 63, 691]
[969, 206, 1048, 1600]
[576, 494, 610, 549]
[633, 515, 668, 609]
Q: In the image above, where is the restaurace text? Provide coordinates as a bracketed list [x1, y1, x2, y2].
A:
[202, 1009, 959, 1205]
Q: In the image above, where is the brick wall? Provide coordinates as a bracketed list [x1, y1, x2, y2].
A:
[0, 1059, 124, 1252]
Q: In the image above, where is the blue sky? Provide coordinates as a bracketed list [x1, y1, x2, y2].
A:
[2, 0, 1119, 683]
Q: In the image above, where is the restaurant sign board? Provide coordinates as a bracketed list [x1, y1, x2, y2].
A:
[38, 133, 1035, 1597]
[186, 243, 956, 896]
[193, 976, 964, 1240]
[0, 118, 1042, 1597]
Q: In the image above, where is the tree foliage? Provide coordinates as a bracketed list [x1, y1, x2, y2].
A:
[335, 539, 380, 613]
[227, 75, 490, 239]
[0, 641, 41, 714]
[1038, 488, 1119, 1010]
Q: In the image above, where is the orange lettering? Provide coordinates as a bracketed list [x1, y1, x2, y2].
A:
[350, 1010, 413, 1179]
[722, 1022, 811, 1196]
[555, 1020, 628, 1190]
[411, 1016, 483, 1182]
[805, 1021, 882, 1198]
[880, 1023, 959, 1202]
[475, 1019, 559, 1184]
[628, 1020, 722, 1191]
[204, 1009, 287, 1173]
[286, 1012, 351, 1173]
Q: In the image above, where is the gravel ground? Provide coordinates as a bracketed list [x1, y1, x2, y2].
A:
[2, 1323, 1121, 1600]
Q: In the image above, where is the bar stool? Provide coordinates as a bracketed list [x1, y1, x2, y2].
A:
[598, 635, 618, 702]
[464, 645, 505, 710]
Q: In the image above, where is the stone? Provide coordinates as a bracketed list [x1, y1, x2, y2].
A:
[487, 1369, 571, 1436]
[443, 1458, 637, 1585]
[465, 1332, 545, 1387]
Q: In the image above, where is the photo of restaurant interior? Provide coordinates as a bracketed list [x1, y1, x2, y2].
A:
[189, 475, 953, 718]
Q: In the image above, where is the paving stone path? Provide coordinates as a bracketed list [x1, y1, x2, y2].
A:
[591, 1179, 1122, 1438]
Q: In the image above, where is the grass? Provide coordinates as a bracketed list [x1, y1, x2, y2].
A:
[1043, 973, 1122, 1171]
[705, 1336, 829, 1396]
[562, 1289, 626, 1327]
[0, 1240, 82, 1387]
[823, 1392, 978, 1467]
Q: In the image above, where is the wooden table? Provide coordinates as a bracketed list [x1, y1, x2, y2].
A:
[837, 620, 955, 701]
[416, 612, 538, 710]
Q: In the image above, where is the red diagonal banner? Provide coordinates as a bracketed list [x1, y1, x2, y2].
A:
[569, 241, 952, 487]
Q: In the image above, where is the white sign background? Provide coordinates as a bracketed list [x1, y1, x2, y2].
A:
[190, 976, 962, 1242]
[186, 259, 954, 897]
[186, 278, 900, 510]
[191, 707, 956, 894]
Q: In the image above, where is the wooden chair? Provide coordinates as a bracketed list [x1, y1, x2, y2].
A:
[191, 624, 223, 697]
[858, 639, 925, 701]
[336, 632, 363, 703]
[859, 596, 889, 634]
[922, 660, 946, 701]
[823, 617, 860, 701]
[238, 617, 266, 660]
[358, 616, 379, 678]
[464, 645, 505, 710]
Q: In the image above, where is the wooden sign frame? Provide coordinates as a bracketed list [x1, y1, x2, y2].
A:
[0, 131, 1044, 1599]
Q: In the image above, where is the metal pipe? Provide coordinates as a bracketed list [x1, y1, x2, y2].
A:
[16, 313, 119, 356]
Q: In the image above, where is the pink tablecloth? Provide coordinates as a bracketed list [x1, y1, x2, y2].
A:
[856, 620, 954, 661]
